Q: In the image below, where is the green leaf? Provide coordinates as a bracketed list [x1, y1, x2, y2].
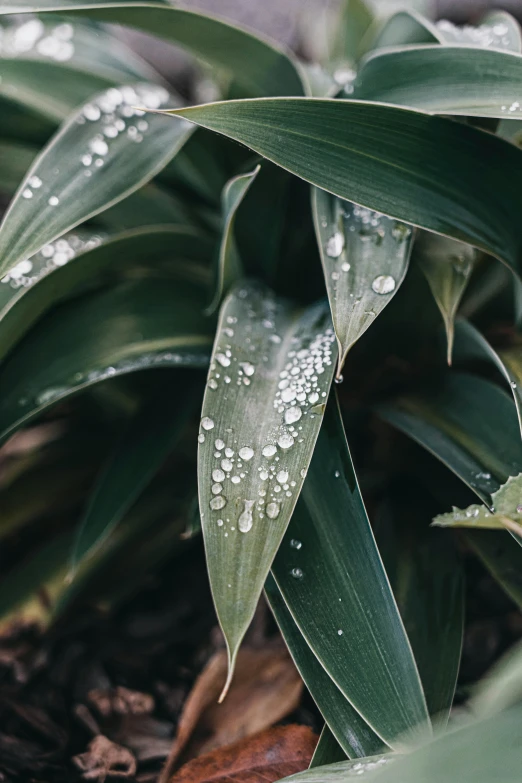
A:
[157, 98, 522, 277]
[369, 9, 441, 50]
[0, 140, 37, 194]
[378, 373, 522, 504]
[472, 638, 522, 718]
[309, 726, 347, 768]
[207, 164, 260, 314]
[452, 320, 522, 437]
[0, 225, 213, 363]
[433, 474, 522, 535]
[0, 83, 194, 277]
[71, 380, 199, 570]
[265, 573, 383, 759]
[329, 0, 374, 64]
[355, 45, 522, 119]
[96, 182, 193, 230]
[0, 17, 161, 120]
[415, 235, 478, 365]
[313, 188, 412, 376]
[279, 705, 522, 783]
[198, 282, 336, 697]
[271, 399, 430, 748]
[0, 1, 304, 98]
[0, 277, 212, 444]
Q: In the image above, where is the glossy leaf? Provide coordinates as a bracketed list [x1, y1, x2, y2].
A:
[355, 46, 522, 118]
[433, 474, 522, 536]
[279, 705, 522, 783]
[271, 400, 430, 748]
[265, 574, 383, 759]
[158, 98, 522, 276]
[72, 381, 199, 570]
[415, 235, 478, 364]
[207, 164, 260, 314]
[0, 18, 161, 120]
[198, 282, 336, 697]
[452, 320, 522, 437]
[0, 225, 213, 363]
[0, 277, 212, 444]
[436, 11, 522, 50]
[313, 188, 412, 376]
[0, 83, 194, 277]
[472, 638, 522, 718]
[378, 373, 522, 504]
[369, 9, 441, 50]
[0, 1, 304, 98]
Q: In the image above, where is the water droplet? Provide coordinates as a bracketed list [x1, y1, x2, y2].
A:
[216, 353, 231, 367]
[28, 176, 42, 188]
[201, 416, 215, 431]
[326, 232, 344, 258]
[22, 189, 33, 199]
[511, 381, 517, 389]
[290, 539, 302, 550]
[198, 434, 205, 443]
[238, 500, 254, 532]
[337, 629, 343, 636]
[212, 483, 223, 494]
[215, 439, 225, 450]
[290, 567, 303, 579]
[266, 502, 280, 519]
[334, 470, 340, 478]
[231, 476, 241, 484]
[281, 387, 297, 403]
[240, 362, 255, 377]
[284, 406, 302, 424]
[221, 458, 233, 472]
[210, 496, 226, 510]
[277, 470, 289, 484]
[278, 433, 295, 449]
[335, 375, 343, 384]
[262, 444, 277, 457]
[517, 505, 522, 514]
[371, 275, 396, 295]
[217, 519, 224, 527]
[208, 379, 218, 390]
[239, 446, 254, 461]
[300, 469, 307, 479]
[341, 262, 351, 272]
[213, 468, 225, 482]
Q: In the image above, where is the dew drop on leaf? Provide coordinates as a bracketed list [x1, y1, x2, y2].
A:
[371, 275, 396, 295]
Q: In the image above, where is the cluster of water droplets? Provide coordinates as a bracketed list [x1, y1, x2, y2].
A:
[437, 19, 512, 49]
[75, 84, 171, 177]
[1, 234, 103, 291]
[346, 758, 390, 777]
[199, 286, 335, 539]
[0, 19, 75, 62]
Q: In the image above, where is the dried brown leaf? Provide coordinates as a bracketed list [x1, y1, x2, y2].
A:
[168, 725, 317, 783]
[73, 734, 137, 781]
[160, 644, 303, 782]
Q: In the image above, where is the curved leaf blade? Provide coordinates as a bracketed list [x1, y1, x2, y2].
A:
[0, 277, 212, 443]
[433, 474, 522, 537]
[355, 45, 522, 119]
[369, 9, 441, 50]
[0, 1, 304, 98]
[265, 574, 383, 759]
[313, 188, 412, 376]
[158, 98, 522, 276]
[415, 236, 477, 364]
[207, 164, 260, 314]
[309, 726, 346, 768]
[198, 282, 336, 696]
[436, 11, 522, 50]
[378, 373, 522, 504]
[271, 399, 431, 748]
[0, 83, 193, 276]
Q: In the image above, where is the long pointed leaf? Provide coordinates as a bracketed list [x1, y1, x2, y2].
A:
[198, 282, 336, 696]
[271, 399, 430, 748]
[0, 1, 304, 98]
[0, 83, 193, 276]
[158, 98, 522, 276]
[313, 188, 412, 376]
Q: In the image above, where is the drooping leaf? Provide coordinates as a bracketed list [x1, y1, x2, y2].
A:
[0, 1, 304, 98]
[279, 705, 522, 783]
[0, 83, 194, 276]
[207, 164, 260, 314]
[309, 726, 346, 768]
[355, 45, 522, 119]
[0, 17, 161, 120]
[378, 373, 522, 504]
[0, 225, 213, 363]
[452, 320, 522, 437]
[157, 98, 522, 276]
[415, 235, 478, 364]
[0, 277, 212, 444]
[433, 474, 522, 536]
[313, 188, 412, 377]
[71, 380, 200, 570]
[271, 399, 430, 748]
[265, 574, 383, 759]
[198, 282, 336, 696]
